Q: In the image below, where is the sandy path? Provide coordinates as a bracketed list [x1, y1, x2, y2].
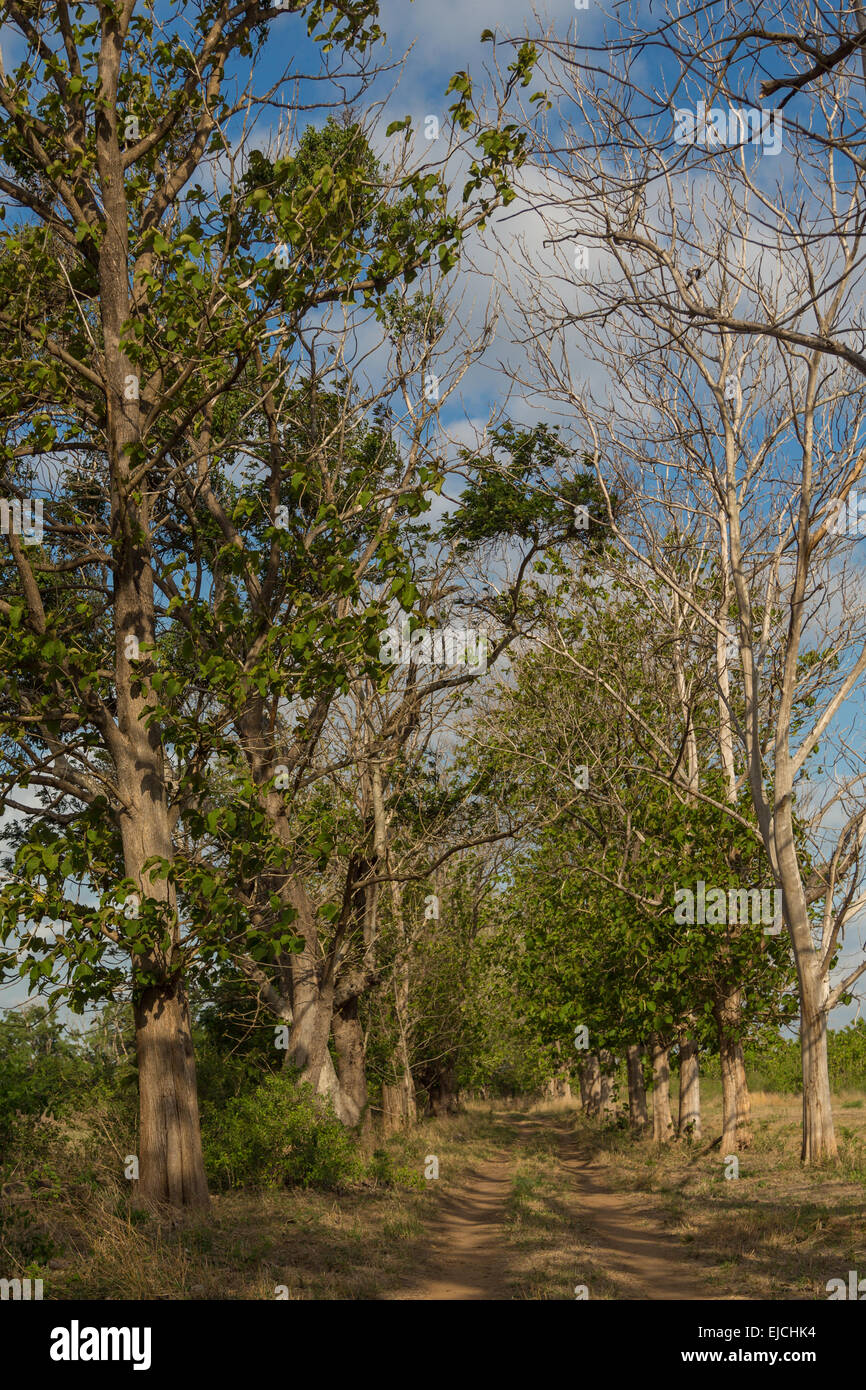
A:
[392, 1112, 724, 1301]
[539, 1120, 725, 1300]
[388, 1154, 514, 1300]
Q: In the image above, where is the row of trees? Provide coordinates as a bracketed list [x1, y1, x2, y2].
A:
[0, 0, 549, 1207]
[3, 1, 866, 1210]
[460, 604, 799, 1151]
[480, 0, 866, 1162]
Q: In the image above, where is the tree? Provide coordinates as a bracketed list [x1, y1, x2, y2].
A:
[0, 1, 536, 1206]
[493, 23, 866, 1159]
[464, 589, 797, 1149]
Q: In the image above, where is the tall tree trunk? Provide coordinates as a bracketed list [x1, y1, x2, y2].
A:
[119, 736, 208, 1209]
[429, 1063, 458, 1116]
[650, 1034, 674, 1143]
[333, 995, 371, 1137]
[387, 878, 417, 1127]
[785, 891, 838, 1162]
[599, 1049, 616, 1120]
[278, 877, 351, 1112]
[288, 934, 335, 1092]
[714, 991, 752, 1151]
[677, 1036, 701, 1140]
[626, 1043, 649, 1132]
[382, 1082, 406, 1136]
[770, 678, 838, 1161]
[800, 969, 836, 1163]
[393, 956, 417, 1126]
[577, 1062, 589, 1111]
[581, 1053, 602, 1118]
[98, 58, 208, 1210]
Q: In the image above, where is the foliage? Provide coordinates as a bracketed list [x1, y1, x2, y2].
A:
[200, 1072, 360, 1190]
[732, 1020, 866, 1094]
[0, 1006, 93, 1152]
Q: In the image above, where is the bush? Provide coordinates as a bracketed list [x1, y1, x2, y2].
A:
[736, 1021, 866, 1094]
[201, 1072, 360, 1190]
[366, 1147, 425, 1190]
[0, 1008, 92, 1153]
[828, 1019, 866, 1090]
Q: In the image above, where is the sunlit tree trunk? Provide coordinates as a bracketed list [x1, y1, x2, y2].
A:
[714, 991, 752, 1152]
[677, 1035, 701, 1140]
[650, 1034, 674, 1143]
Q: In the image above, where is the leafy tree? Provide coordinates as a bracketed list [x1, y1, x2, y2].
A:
[0, 1, 536, 1207]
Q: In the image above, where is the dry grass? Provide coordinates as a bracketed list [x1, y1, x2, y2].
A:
[0, 1109, 511, 1301]
[2, 1176, 434, 1300]
[557, 1084, 866, 1299]
[2, 1089, 864, 1300]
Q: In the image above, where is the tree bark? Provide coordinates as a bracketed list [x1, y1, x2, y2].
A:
[332, 995, 371, 1137]
[544, 1072, 572, 1101]
[650, 1034, 674, 1143]
[677, 1036, 701, 1140]
[287, 932, 335, 1093]
[800, 972, 837, 1162]
[133, 982, 209, 1209]
[382, 1082, 409, 1135]
[599, 1049, 617, 1120]
[626, 1043, 649, 1132]
[577, 1060, 590, 1111]
[392, 951, 417, 1127]
[376, 812, 416, 1131]
[581, 1053, 602, 1118]
[714, 991, 752, 1151]
[429, 1063, 459, 1116]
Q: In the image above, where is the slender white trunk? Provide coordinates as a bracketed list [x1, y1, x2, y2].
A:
[677, 1036, 701, 1140]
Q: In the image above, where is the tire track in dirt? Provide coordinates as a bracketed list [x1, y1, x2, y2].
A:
[519, 1116, 728, 1300]
[385, 1153, 514, 1300]
[393, 1111, 728, 1301]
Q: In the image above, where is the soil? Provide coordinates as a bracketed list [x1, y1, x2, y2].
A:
[391, 1113, 724, 1300]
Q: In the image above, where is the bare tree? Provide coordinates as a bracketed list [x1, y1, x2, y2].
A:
[494, 45, 866, 1157]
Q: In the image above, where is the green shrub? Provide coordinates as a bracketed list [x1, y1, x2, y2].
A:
[0, 1204, 58, 1265]
[828, 1019, 866, 1090]
[201, 1072, 359, 1190]
[0, 1008, 92, 1151]
[366, 1147, 425, 1190]
[738, 1021, 866, 1094]
[742, 1035, 803, 1093]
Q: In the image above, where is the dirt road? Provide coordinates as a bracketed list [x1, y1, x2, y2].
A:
[396, 1153, 514, 1300]
[391, 1112, 722, 1301]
